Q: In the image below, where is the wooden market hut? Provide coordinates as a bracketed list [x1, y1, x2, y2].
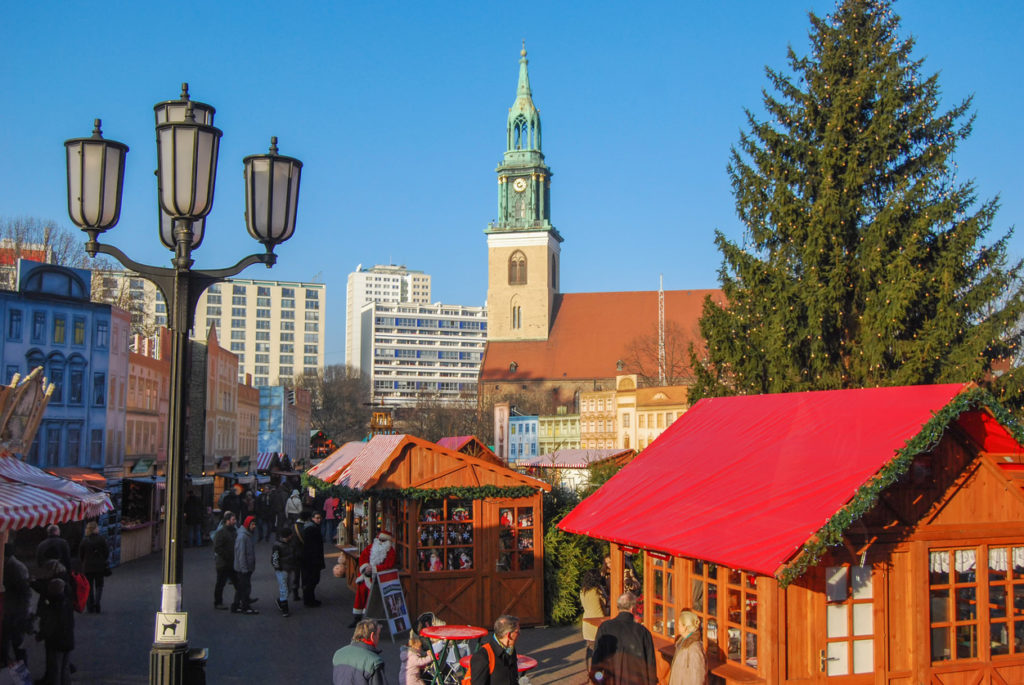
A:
[436, 436, 502, 465]
[559, 383, 1024, 684]
[310, 434, 550, 627]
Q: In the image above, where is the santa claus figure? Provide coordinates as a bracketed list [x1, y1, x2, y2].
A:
[348, 563, 372, 627]
[349, 530, 397, 626]
[359, 530, 396, 573]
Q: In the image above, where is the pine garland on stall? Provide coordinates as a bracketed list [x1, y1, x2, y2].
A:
[777, 387, 1024, 586]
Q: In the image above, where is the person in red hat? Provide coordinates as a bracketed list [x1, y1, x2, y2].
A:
[232, 516, 259, 614]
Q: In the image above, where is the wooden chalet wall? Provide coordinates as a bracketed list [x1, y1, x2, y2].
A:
[367, 440, 546, 628]
[607, 418, 1024, 684]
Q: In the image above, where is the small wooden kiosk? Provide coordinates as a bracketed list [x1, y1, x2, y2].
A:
[308, 434, 550, 627]
[561, 383, 1024, 684]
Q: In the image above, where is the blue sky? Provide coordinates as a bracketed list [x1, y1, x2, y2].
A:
[2, 1, 1021, 366]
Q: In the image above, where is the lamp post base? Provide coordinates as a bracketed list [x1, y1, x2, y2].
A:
[150, 642, 188, 685]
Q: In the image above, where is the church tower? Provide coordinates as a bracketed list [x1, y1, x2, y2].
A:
[485, 44, 563, 342]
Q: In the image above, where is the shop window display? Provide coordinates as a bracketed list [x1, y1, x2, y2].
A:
[498, 506, 534, 572]
[417, 499, 473, 572]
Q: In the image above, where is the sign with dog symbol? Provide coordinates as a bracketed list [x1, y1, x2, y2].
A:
[154, 612, 188, 643]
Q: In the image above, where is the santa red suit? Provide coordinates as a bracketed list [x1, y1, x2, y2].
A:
[349, 531, 397, 627]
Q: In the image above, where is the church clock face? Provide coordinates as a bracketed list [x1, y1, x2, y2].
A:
[512, 177, 527, 193]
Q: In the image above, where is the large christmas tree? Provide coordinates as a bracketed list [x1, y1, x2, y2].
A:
[692, 0, 1024, 403]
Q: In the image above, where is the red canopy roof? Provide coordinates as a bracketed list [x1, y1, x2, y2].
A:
[558, 383, 980, 577]
[1, 455, 112, 533]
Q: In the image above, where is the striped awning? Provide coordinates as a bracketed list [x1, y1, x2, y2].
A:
[0, 456, 112, 533]
[256, 452, 276, 471]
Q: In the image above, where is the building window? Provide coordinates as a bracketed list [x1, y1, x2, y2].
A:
[929, 548, 985, 662]
[7, 309, 22, 340]
[67, 424, 82, 464]
[508, 251, 527, 285]
[46, 425, 62, 466]
[69, 367, 84, 404]
[72, 317, 85, 345]
[650, 556, 676, 637]
[511, 305, 522, 330]
[49, 366, 64, 404]
[623, 413, 630, 428]
[305, 289, 319, 299]
[95, 321, 109, 348]
[257, 287, 270, 297]
[93, 373, 106, 406]
[824, 565, 874, 674]
[90, 429, 103, 463]
[5, 364, 19, 383]
[32, 312, 46, 343]
[233, 285, 246, 295]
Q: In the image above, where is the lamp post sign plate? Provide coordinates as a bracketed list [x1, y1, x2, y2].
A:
[154, 612, 188, 644]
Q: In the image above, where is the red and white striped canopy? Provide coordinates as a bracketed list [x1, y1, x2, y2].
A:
[0, 455, 112, 533]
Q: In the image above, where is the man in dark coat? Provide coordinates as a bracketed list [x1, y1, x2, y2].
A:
[2, 543, 31, 666]
[36, 524, 72, 572]
[301, 510, 326, 607]
[591, 592, 657, 685]
[470, 614, 520, 685]
[212, 511, 238, 609]
[219, 484, 243, 520]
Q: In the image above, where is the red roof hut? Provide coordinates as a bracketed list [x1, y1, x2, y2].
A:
[560, 383, 1024, 683]
[311, 434, 550, 626]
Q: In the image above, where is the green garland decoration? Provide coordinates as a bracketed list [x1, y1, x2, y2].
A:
[777, 386, 1024, 587]
[301, 473, 539, 503]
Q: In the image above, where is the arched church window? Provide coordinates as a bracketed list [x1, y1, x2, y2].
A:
[511, 305, 522, 330]
[508, 251, 527, 285]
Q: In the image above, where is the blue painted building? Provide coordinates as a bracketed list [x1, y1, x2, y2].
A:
[508, 414, 539, 464]
[0, 260, 129, 473]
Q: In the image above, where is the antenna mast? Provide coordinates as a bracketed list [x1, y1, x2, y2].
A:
[658, 274, 666, 385]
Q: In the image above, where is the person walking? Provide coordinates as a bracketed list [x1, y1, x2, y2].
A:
[470, 615, 521, 685]
[285, 489, 303, 522]
[232, 515, 259, 614]
[35, 524, 72, 572]
[34, 573, 75, 685]
[256, 485, 275, 543]
[289, 510, 308, 601]
[219, 484, 243, 520]
[591, 592, 657, 685]
[301, 510, 326, 607]
[332, 619, 386, 685]
[323, 494, 340, 544]
[271, 525, 296, 617]
[212, 511, 238, 610]
[78, 521, 110, 613]
[1, 543, 31, 667]
[668, 610, 708, 685]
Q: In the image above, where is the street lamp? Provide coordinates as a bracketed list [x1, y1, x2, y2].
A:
[64, 83, 302, 684]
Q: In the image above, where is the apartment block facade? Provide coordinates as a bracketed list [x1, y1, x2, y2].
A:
[346, 264, 431, 371]
[364, 300, 486, 406]
[192, 278, 326, 386]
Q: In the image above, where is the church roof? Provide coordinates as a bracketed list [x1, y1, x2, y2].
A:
[481, 289, 724, 382]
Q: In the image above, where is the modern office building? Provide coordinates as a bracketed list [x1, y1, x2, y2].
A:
[363, 300, 486, 406]
[346, 264, 431, 371]
[192, 278, 326, 386]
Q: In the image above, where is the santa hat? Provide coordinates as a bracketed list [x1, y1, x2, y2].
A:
[243, 515, 256, 528]
[378, 529, 393, 540]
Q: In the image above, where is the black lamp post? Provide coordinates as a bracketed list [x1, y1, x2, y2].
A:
[64, 83, 301, 685]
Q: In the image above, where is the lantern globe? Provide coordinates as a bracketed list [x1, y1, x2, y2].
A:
[159, 210, 205, 251]
[156, 108, 222, 221]
[64, 119, 129, 233]
[243, 137, 302, 247]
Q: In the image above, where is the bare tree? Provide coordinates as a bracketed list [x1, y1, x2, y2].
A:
[1, 216, 98, 288]
[294, 364, 371, 444]
[621, 320, 698, 387]
[395, 394, 486, 442]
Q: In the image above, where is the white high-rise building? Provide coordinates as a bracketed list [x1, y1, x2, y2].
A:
[346, 264, 431, 370]
[192, 278, 326, 386]
[365, 301, 486, 406]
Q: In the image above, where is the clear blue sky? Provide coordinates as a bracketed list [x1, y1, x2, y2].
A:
[2, 1, 1021, 366]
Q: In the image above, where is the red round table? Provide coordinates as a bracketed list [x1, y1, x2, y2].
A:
[419, 625, 489, 685]
[458, 654, 539, 673]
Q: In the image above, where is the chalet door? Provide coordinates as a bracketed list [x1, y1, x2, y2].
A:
[813, 564, 877, 683]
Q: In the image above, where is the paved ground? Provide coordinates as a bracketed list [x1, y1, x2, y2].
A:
[18, 540, 588, 684]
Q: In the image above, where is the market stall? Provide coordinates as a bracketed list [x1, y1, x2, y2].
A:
[560, 383, 1024, 684]
[307, 434, 550, 626]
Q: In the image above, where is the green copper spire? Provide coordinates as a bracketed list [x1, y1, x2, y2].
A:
[507, 41, 541, 153]
[488, 43, 560, 241]
[516, 40, 533, 101]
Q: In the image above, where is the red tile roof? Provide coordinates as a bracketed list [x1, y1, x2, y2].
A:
[481, 290, 723, 381]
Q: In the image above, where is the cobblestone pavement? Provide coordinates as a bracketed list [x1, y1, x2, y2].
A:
[17, 541, 588, 684]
